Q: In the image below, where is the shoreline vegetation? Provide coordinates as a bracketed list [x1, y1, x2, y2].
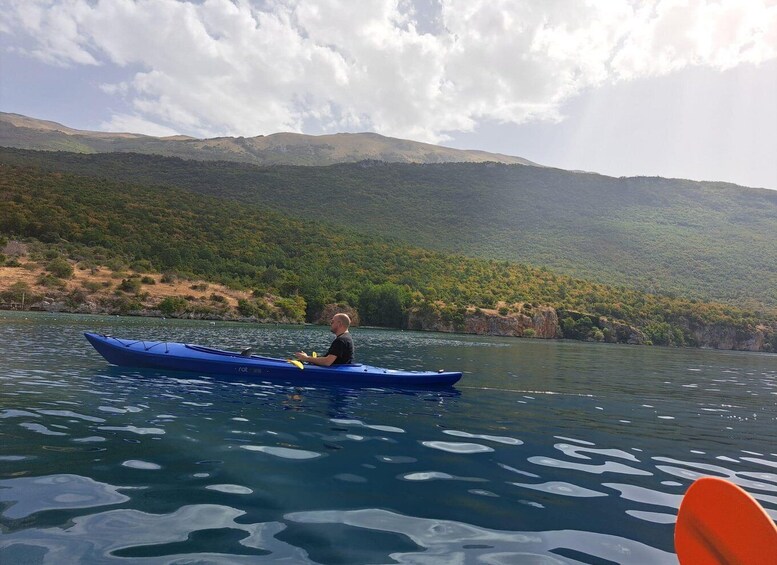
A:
[1, 159, 776, 353]
[1, 245, 774, 353]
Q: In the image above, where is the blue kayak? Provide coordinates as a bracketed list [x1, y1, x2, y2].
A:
[84, 333, 462, 386]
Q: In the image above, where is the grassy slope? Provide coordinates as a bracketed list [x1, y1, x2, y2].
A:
[1, 148, 775, 309]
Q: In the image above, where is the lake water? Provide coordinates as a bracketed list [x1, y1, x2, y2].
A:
[1, 311, 776, 564]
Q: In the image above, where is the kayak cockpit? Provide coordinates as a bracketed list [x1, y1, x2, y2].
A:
[184, 344, 364, 367]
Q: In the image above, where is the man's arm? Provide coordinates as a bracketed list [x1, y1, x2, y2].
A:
[294, 352, 337, 367]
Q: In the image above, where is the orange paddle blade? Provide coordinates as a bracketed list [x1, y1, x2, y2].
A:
[675, 476, 777, 565]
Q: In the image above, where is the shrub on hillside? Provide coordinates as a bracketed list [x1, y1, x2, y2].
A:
[237, 298, 269, 318]
[158, 296, 188, 316]
[82, 281, 103, 293]
[105, 258, 127, 271]
[37, 273, 66, 288]
[118, 278, 142, 293]
[47, 257, 73, 279]
[130, 259, 154, 272]
[1, 281, 38, 303]
[66, 289, 89, 308]
[104, 295, 142, 314]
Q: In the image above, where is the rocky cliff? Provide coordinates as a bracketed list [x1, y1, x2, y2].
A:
[408, 304, 562, 339]
[406, 303, 776, 352]
[681, 321, 773, 352]
[317, 304, 360, 326]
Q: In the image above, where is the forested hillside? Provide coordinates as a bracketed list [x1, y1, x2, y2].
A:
[1, 161, 774, 350]
[1, 148, 775, 309]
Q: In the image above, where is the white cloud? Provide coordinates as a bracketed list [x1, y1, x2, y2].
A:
[2, 0, 776, 140]
[610, 0, 777, 78]
[100, 112, 181, 137]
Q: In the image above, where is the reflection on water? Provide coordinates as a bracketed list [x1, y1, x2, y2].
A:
[285, 507, 677, 563]
[0, 311, 776, 563]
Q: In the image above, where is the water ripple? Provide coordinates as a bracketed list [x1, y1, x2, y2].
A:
[98, 426, 165, 435]
[205, 484, 253, 494]
[0, 505, 308, 563]
[240, 445, 322, 460]
[528, 456, 652, 476]
[285, 508, 676, 564]
[510, 481, 608, 498]
[19, 422, 68, 436]
[602, 483, 683, 510]
[422, 441, 494, 454]
[554, 443, 640, 462]
[0, 474, 130, 519]
[443, 429, 523, 445]
[330, 418, 405, 433]
[402, 471, 455, 481]
[35, 410, 105, 423]
[122, 460, 162, 470]
[652, 456, 777, 493]
[0, 409, 40, 419]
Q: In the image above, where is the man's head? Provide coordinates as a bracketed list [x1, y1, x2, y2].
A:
[330, 313, 351, 334]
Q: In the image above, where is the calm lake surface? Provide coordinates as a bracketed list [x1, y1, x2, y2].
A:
[1, 311, 776, 564]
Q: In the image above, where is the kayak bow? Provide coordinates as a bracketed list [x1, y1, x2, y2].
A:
[84, 333, 462, 386]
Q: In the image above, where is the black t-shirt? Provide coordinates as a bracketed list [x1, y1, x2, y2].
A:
[326, 332, 354, 365]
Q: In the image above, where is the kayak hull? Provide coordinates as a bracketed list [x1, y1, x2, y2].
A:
[84, 333, 462, 386]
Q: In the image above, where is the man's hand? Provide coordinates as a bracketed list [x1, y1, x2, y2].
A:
[294, 351, 337, 367]
[294, 351, 309, 362]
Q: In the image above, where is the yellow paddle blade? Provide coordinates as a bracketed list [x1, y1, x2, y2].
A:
[287, 359, 304, 370]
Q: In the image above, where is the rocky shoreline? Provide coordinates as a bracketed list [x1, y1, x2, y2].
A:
[4, 296, 774, 353]
[1, 255, 774, 353]
[406, 303, 775, 352]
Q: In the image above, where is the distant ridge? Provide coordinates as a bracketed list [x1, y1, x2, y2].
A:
[0, 112, 538, 167]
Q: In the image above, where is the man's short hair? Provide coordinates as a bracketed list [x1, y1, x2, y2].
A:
[333, 312, 351, 328]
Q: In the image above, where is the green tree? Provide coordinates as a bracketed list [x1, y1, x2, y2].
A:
[275, 295, 306, 322]
[359, 283, 411, 328]
[644, 322, 672, 346]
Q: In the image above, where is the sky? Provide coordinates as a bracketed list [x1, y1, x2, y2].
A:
[1, 0, 776, 190]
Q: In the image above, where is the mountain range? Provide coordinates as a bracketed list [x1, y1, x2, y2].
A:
[1, 113, 775, 312]
[0, 113, 536, 167]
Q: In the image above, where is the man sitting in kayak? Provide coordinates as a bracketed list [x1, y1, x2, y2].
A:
[295, 313, 354, 366]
